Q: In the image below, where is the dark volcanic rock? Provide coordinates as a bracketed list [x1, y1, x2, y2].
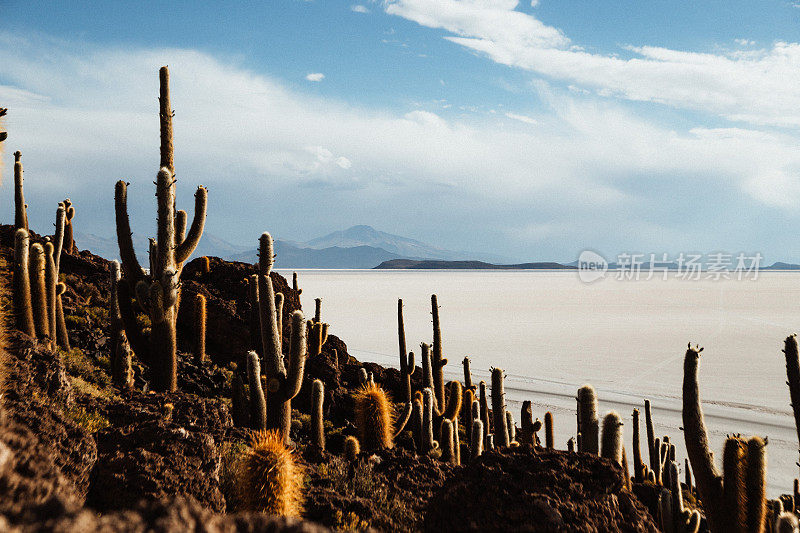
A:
[424, 446, 659, 532]
[88, 419, 225, 512]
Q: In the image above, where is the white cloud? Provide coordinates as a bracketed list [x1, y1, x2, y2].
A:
[530, 0, 538, 6]
[351, 4, 370, 13]
[2, 33, 800, 258]
[735, 38, 755, 46]
[385, 0, 800, 127]
[305, 72, 325, 82]
[504, 112, 537, 124]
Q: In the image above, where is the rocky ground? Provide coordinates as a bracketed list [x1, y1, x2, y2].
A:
[0, 224, 663, 532]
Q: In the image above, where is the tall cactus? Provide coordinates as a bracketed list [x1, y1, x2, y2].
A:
[645, 399, 657, 476]
[292, 271, 301, 294]
[683, 343, 767, 533]
[193, 293, 206, 364]
[311, 379, 325, 451]
[109, 261, 132, 388]
[462, 356, 474, 390]
[440, 419, 456, 464]
[545, 411, 554, 449]
[14, 151, 28, 231]
[44, 242, 57, 350]
[491, 367, 510, 448]
[13, 229, 34, 336]
[577, 384, 599, 455]
[479, 380, 490, 441]
[471, 419, 484, 459]
[29, 243, 49, 342]
[783, 335, 800, 473]
[247, 351, 267, 431]
[632, 408, 645, 483]
[62, 198, 75, 254]
[430, 294, 447, 408]
[397, 299, 415, 402]
[601, 411, 623, 465]
[114, 67, 207, 392]
[421, 388, 437, 454]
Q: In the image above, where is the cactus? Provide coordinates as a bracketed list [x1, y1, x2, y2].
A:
[247, 351, 267, 431]
[55, 283, 70, 351]
[239, 430, 304, 517]
[13, 229, 35, 336]
[506, 411, 516, 444]
[463, 356, 474, 390]
[307, 319, 328, 358]
[292, 271, 301, 294]
[354, 381, 411, 451]
[421, 342, 434, 390]
[29, 243, 49, 342]
[430, 295, 447, 409]
[193, 293, 206, 364]
[313, 297, 321, 323]
[275, 292, 283, 347]
[601, 411, 623, 465]
[44, 243, 57, 350]
[53, 204, 65, 275]
[14, 151, 28, 231]
[479, 380, 490, 441]
[784, 335, 800, 471]
[471, 419, 484, 459]
[62, 198, 75, 254]
[645, 399, 657, 474]
[632, 408, 647, 483]
[412, 398, 423, 453]
[311, 379, 325, 451]
[776, 512, 799, 533]
[201, 256, 210, 274]
[577, 385, 599, 455]
[421, 388, 438, 454]
[440, 419, 456, 464]
[545, 411, 554, 449]
[109, 261, 132, 388]
[520, 401, 535, 445]
[683, 344, 768, 533]
[567, 437, 575, 453]
[461, 388, 474, 431]
[344, 436, 360, 461]
[114, 68, 207, 392]
[484, 434, 494, 451]
[491, 367, 510, 447]
[685, 458, 693, 493]
[397, 299, 415, 402]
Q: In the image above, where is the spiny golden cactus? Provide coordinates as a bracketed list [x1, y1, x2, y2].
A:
[239, 430, 304, 517]
[354, 382, 397, 451]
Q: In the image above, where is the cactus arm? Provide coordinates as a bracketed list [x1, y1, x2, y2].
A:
[174, 186, 207, 264]
[783, 335, 800, 464]
[258, 274, 285, 378]
[53, 205, 65, 274]
[682, 344, 724, 530]
[114, 180, 146, 285]
[155, 167, 176, 276]
[247, 351, 267, 430]
[44, 243, 57, 349]
[175, 209, 187, 248]
[393, 401, 413, 438]
[55, 283, 70, 350]
[283, 310, 307, 401]
[116, 278, 151, 365]
[442, 381, 463, 421]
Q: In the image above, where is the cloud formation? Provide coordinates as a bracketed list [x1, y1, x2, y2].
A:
[305, 72, 325, 82]
[385, 0, 800, 126]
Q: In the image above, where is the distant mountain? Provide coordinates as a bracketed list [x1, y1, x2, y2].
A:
[230, 241, 404, 269]
[376, 259, 575, 270]
[74, 231, 249, 263]
[302, 225, 513, 264]
[764, 262, 800, 270]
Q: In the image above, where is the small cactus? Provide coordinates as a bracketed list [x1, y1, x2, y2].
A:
[440, 419, 456, 464]
[545, 411, 554, 449]
[462, 356, 474, 390]
[567, 437, 575, 453]
[491, 368, 509, 447]
[354, 382, 411, 451]
[193, 293, 206, 364]
[601, 411, 623, 465]
[506, 411, 516, 444]
[62, 198, 76, 254]
[239, 430, 304, 517]
[344, 435, 360, 461]
[311, 379, 325, 451]
[471, 419, 484, 459]
[292, 271, 301, 294]
[519, 401, 535, 445]
[776, 512, 799, 533]
[109, 261, 131, 388]
[577, 385, 599, 455]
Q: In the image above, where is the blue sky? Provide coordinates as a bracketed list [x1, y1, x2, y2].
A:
[3, 1, 800, 262]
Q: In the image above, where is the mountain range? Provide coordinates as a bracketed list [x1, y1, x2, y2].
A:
[74, 225, 513, 269]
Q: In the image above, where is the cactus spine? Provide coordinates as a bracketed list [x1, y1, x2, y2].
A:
[545, 411, 554, 449]
[114, 67, 207, 391]
[192, 293, 206, 364]
[577, 385, 599, 455]
[397, 299, 415, 402]
[14, 151, 28, 231]
[601, 411, 623, 465]
[311, 379, 325, 451]
[13, 229, 34, 336]
[247, 351, 267, 431]
[239, 430, 304, 517]
[491, 367, 509, 448]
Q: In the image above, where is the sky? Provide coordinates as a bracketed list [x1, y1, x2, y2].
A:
[2, 1, 800, 263]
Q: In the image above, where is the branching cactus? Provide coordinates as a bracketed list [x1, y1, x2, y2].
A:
[491, 367, 510, 448]
[193, 293, 206, 364]
[397, 299, 415, 402]
[13, 229, 34, 336]
[683, 344, 768, 533]
[114, 67, 207, 392]
[577, 385, 599, 455]
[601, 411, 623, 465]
[109, 261, 132, 388]
[14, 151, 28, 231]
[430, 294, 447, 408]
[311, 379, 325, 451]
[268, 310, 308, 443]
